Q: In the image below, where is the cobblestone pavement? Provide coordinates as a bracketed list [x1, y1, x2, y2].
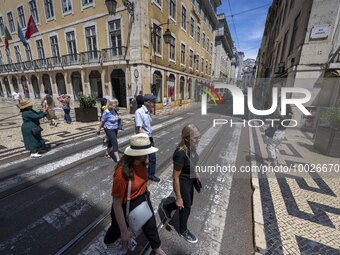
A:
[250, 126, 340, 255]
[0, 98, 196, 161]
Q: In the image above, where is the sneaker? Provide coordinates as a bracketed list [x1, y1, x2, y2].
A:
[30, 153, 42, 158]
[180, 230, 198, 244]
[148, 175, 160, 182]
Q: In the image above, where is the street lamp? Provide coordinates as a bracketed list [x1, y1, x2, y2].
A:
[105, 0, 134, 20]
[163, 28, 173, 44]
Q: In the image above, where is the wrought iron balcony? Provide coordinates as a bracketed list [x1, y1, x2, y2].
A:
[46, 56, 62, 68]
[33, 59, 48, 69]
[102, 47, 126, 62]
[22, 61, 34, 70]
[81, 50, 101, 64]
[62, 53, 82, 66]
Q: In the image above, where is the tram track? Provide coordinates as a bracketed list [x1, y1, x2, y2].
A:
[56, 118, 218, 255]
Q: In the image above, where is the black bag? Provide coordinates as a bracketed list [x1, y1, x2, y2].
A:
[31, 126, 43, 136]
[265, 127, 276, 138]
[193, 178, 202, 193]
[118, 118, 124, 130]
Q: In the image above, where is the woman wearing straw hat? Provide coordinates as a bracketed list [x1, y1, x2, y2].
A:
[19, 100, 47, 158]
[104, 133, 166, 255]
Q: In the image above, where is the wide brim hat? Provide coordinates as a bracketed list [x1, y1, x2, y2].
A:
[18, 100, 33, 109]
[124, 133, 158, 156]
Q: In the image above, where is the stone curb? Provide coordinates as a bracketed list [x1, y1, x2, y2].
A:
[249, 126, 267, 254]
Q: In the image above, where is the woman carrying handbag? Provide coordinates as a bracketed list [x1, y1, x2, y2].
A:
[104, 133, 166, 255]
[161, 124, 201, 244]
[97, 99, 120, 162]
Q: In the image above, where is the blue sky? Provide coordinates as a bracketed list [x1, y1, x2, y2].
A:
[217, 0, 273, 60]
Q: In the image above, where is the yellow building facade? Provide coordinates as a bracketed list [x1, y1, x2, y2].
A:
[0, 0, 220, 110]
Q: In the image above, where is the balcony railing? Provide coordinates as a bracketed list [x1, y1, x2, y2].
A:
[0, 47, 128, 74]
[47, 56, 62, 68]
[22, 61, 34, 70]
[102, 47, 126, 62]
[81, 50, 101, 64]
[33, 59, 48, 69]
[62, 53, 82, 66]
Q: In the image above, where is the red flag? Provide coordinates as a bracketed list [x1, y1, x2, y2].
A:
[4, 26, 12, 49]
[25, 15, 39, 39]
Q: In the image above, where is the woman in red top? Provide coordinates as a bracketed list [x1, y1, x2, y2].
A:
[104, 133, 166, 255]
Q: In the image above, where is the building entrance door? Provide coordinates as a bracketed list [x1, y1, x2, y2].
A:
[111, 69, 126, 107]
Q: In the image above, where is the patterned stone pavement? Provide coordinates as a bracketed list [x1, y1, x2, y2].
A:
[0, 98, 196, 161]
[251, 126, 340, 255]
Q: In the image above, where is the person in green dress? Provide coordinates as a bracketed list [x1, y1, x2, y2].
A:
[19, 100, 47, 158]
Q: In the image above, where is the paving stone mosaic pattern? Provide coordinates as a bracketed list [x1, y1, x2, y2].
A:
[252, 127, 340, 255]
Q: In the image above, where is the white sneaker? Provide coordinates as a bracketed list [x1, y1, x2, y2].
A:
[30, 153, 42, 158]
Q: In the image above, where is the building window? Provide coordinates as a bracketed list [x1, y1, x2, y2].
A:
[153, 24, 162, 55]
[82, 0, 94, 6]
[189, 49, 193, 68]
[44, 0, 55, 20]
[6, 49, 12, 64]
[7, 12, 15, 33]
[202, 33, 205, 48]
[169, 0, 176, 20]
[17, 6, 26, 28]
[29, 0, 40, 23]
[288, 12, 300, 55]
[25, 44, 33, 61]
[169, 37, 175, 61]
[66, 31, 77, 56]
[197, 26, 200, 43]
[190, 17, 194, 37]
[0, 51, 3, 65]
[197, 0, 202, 14]
[206, 60, 208, 74]
[206, 38, 209, 51]
[181, 6, 187, 30]
[154, 0, 162, 7]
[195, 54, 199, 70]
[201, 58, 204, 72]
[0, 17, 4, 36]
[281, 30, 289, 62]
[50, 36, 60, 57]
[14, 46, 22, 63]
[61, 0, 73, 14]
[210, 43, 213, 55]
[203, 7, 207, 22]
[180, 43, 185, 65]
[85, 26, 98, 58]
[36, 39, 45, 59]
[109, 19, 122, 56]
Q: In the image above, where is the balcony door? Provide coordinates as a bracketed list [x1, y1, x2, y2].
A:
[85, 26, 98, 60]
[66, 31, 77, 62]
[109, 20, 122, 57]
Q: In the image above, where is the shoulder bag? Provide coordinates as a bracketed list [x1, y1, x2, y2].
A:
[125, 180, 153, 234]
[185, 152, 202, 193]
[31, 126, 43, 136]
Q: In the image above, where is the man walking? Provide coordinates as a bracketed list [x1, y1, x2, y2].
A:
[134, 94, 160, 182]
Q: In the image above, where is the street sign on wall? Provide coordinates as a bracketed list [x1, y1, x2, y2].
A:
[310, 24, 331, 40]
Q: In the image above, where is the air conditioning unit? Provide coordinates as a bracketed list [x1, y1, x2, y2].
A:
[274, 62, 285, 74]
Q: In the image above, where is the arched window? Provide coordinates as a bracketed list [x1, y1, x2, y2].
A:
[180, 76, 185, 100]
[152, 71, 162, 103]
[168, 74, 175, 101]
[71, 72, 83, 100]
[56, 73, 67, 95]
[42, 74, 52, 95]
[31, 75, 40, 99]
